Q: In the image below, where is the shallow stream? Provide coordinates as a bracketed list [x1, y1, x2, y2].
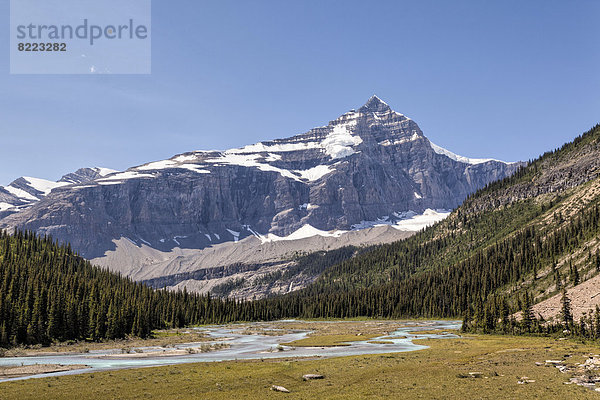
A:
[0, 320, 460, 382]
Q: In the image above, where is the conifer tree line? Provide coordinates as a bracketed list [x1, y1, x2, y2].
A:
[461, 289, 600, 341]
[0, 229, 254, 347]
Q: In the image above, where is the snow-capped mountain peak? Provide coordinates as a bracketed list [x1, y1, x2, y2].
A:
[0, 166, 118, 213]
[0, 96, 522, 260]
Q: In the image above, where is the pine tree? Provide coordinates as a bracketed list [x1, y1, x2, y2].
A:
[521, 292, 534, 333]
[499, 297, 510, 333]
[569, 261, 580, 286]
[595, 306, 600, 339]
[560, 289, 573, 331]
[555, 270, 562, 291]
[461, 305, 471, 332]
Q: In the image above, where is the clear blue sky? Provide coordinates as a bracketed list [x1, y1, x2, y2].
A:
[1, 0, 599, 185]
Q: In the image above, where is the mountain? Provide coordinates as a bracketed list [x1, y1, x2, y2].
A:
[0, 167, 117, 218]
[3, 123, 598, 349]
[0, 96, 520, 295]
[0, 177, 66, 216]
[250, 124, 600, 324]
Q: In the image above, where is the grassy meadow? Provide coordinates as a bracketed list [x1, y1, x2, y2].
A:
[1, 324, 598, 399]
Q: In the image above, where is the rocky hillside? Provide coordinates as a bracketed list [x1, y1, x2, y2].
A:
[134, 225, 414, 299]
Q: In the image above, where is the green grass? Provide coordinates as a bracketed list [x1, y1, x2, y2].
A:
[282, 334, 379, 347]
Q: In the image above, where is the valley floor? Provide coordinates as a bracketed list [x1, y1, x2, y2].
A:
[1, 322, 599, 399]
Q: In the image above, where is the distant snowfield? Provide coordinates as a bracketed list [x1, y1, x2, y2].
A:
[94, 167, 119, 176]
[352, 209, 451, 232]
[392, 209, 451, 231]
[21, 177, 69, 195]
[92, 222, 417, 281]
[3, 185, 39, 201]
[242, 209, 449, 245]
[147, 207, 449, 248]
[259, 224, 347, 243]
[294, 165, 333, 181]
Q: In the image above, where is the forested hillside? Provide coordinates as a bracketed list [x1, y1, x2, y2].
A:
[248, 124, 600, 324]
[0, 230, 250, 347]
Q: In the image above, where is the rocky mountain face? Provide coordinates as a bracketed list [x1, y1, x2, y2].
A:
[0, 167, 115, 202]
[58, 167, 118, 185]
[0, 96, 520, 263]
[0, 167, 116, 219]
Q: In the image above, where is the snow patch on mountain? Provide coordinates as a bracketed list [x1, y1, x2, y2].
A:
[4, 186, 39, 201]
[322, 120, 362, 159]
[98, 171, 155, 181]
[379, 132, 421, 146]
[265, 153, 282, 162]
[173, 154, 197, 163]
[136, 159, 210, 174]
[94, 167, 118, 176]
[219, 111, 363, 163]
[177, 165, 210, 174]
[429, 141, 504, 165]
[228, 141, 319, 154]
[137, 160, 178, 170]
[22, 177, 69, 196]
[352, 209, 450, 231]
[206, 152, 336, 182]
[0, 202, 14, 212]
[392, 209, 451, 231]
[98, 181, 124, 185]
[173, 235, 188, 246]
[295, 165, 333, 181]
[261, 224, 346, 243]
[299, 203, 317, 211]
[207, 153, 301, 181]
[226, 229, 240, 242]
